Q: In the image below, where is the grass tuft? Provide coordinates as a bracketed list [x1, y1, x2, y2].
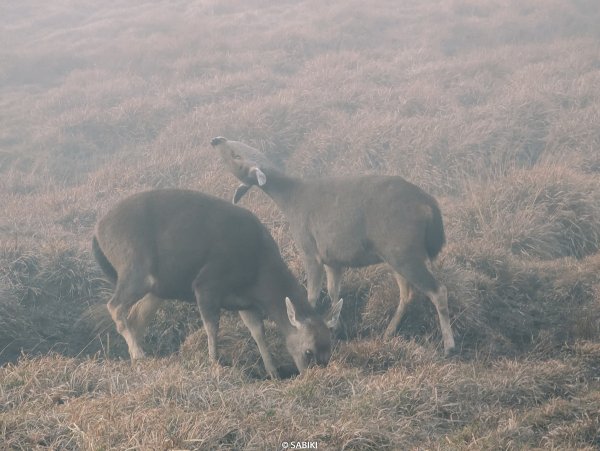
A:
[1, 0, 600, 447]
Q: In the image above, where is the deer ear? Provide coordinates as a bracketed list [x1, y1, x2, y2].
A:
[250, 167, 267, 186]
[232, 184, 251, 204]
[325, 298, 343, 330]
[285, 297, 301, 329]
[210, 136, 227, 147]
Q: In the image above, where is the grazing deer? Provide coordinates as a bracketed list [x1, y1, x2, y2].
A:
[211, 137, 455, 356]
[93, 189, 342, 378]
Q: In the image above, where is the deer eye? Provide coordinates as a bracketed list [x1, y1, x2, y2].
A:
[305, 349, 314, 358]
[232, 152, 241, 160]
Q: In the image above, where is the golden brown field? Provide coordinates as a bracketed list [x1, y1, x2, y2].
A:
[1, 0, 599, 449]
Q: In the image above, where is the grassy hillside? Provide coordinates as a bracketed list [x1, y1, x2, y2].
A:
[1, 0, 599, 448]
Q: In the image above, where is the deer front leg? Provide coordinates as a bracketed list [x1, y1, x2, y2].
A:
[305, 258, 325, 307]
[239, 309, 279, 379]
[324, 264, 343, 304]
[384, 272, 415, 339]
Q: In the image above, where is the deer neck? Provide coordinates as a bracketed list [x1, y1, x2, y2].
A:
[259, 256, 311, 336]
[267, 279, 308, 336]
[260, 169, 301, 212]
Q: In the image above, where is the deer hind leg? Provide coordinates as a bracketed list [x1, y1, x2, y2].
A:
[107, 272, 153, 360]
[239, 309, 279, 379]
[384, 272, 415, 339]
[305, 258, 325, 307]
[126, 293, 162, 357]
[387, 257, 455, 356]
[429, 285, 455, 356]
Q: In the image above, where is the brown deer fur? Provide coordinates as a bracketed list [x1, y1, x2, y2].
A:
[93, 189, 342, 378]
[211, 137, 455, 356]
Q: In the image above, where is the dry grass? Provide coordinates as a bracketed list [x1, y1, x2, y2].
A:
[1, 342, 599, 449]
[1, 0, 600, 448]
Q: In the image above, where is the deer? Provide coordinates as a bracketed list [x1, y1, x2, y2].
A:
[210, 137, 455, 356]
[92, 189, 343, 378]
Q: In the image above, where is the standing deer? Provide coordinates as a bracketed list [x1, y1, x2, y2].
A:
[93, 189, 342, 378]
[211, 137, 455, 356]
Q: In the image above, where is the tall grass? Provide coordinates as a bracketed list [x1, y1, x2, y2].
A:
[1, 0, 599, 448]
